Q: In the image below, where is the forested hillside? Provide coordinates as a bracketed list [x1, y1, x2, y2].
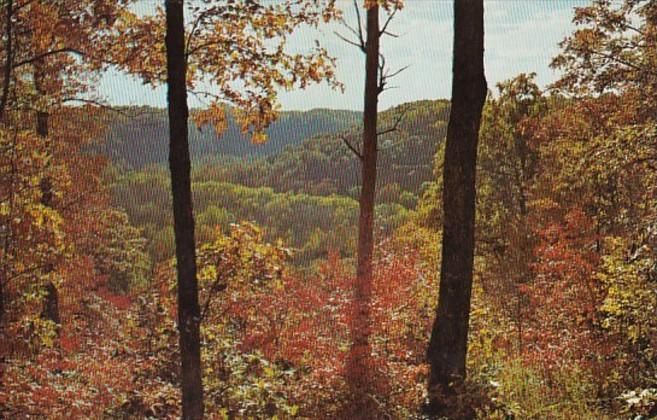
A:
[96, 107, 361, 169]
[111, 167, 409, 266]
[192, 100, 448, 203]
[107, 100, 447, 266]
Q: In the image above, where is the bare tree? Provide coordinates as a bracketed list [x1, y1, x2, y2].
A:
[337, 1, 406, 415]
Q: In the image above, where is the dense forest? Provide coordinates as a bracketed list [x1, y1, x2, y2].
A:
[1, 1, 657, 419]
[108, 100, 445, 266]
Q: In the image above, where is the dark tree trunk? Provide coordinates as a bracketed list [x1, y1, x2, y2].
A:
[0, 0, 13, 121]
[34, 67, 60, 328]
[426, 0, 487, 415]
[0, 280, 3, 330]
[0, 236, 5, 328]
[165, 1, 204, 418]
[348, 4, 379, 416]
[0, 130, 17, 329]
[0, 272, 3, 327]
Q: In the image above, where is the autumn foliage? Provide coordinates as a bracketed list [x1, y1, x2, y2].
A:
[1, 0, 657, 418]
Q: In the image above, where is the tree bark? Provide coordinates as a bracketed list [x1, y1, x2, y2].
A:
[348, 4, 379, 417]
[34, 66, 60, 328]
[0, 0, 13, 122]
[0, 266, 3, 327]
[0, 123, 18, 330]
[165, 1, 204, 418]
[426, 0, 487, 415]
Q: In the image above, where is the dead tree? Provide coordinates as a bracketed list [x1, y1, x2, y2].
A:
[336, 1, 406, 416]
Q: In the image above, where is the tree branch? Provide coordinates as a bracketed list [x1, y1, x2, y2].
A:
[341, 134, 363, 160]
[334, 31, 366, 52]
[386, 64, 410, 80]
[335, 0, 367, 53]
[379, 6, 398, 37]
[341, 19, 365, 45]
[13, 47, 84, 69]
[377, 106, 408, 137]
[378, 53, 386, 93]
[353, 0, 366, 49]
[621, 22, 645, 37]
[199, 269, 230, 322]
[61, 97, 141, 117]
[378, 52, 409, 95]
[589, 50, 654, 75]
[185, 10, 207, 60]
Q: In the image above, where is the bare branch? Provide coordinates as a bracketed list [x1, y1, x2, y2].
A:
[378, 53, 386, 74]
[200, 276, 228, 322]
[382, 30, 400, 38]
[341, 134, 363, 160]
[190, 89, 223, 104]
[185, 10, 206, 59]
[590, 50, 653, 74]
[353, 0, 366, 49]
[342, 20, 365, 44]
[621, 22, 645, 37]
[335, 0, 366, 52]
[378, 51, 409, 94]
[199, 264, 236, 322]
[386, 64, 410, 80]
[334, 31, 366, 52]
[377, 106, 408, 137]
[377, 53, 387, 93]
[379, 6, 398, 37]
[383, 86, 401, 93]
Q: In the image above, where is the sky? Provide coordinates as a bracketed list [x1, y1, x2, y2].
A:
[98, 0, 590, 111]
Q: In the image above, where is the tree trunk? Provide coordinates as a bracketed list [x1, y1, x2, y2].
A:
[165, 1, 204, 418]
[34, 67, 60, 328]
[0, 130, 17, 330]
[0, 0, 13, 121]
[426, 0, 487, 415]
[0, 243, 5, 327]
[348, 4, 379, 417]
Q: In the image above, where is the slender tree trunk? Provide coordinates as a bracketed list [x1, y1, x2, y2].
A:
[0, 201, 7, 328]
[0, 0, 13, 122]
[348, 4, 379, 417]
[0, 130, 17, 330]
[0, 272, 3, 330]
[426, 0, 487, 415]
[165, 1, 204, 418]
[0, 265, 3, 327]
[34, 66, 60, 328]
